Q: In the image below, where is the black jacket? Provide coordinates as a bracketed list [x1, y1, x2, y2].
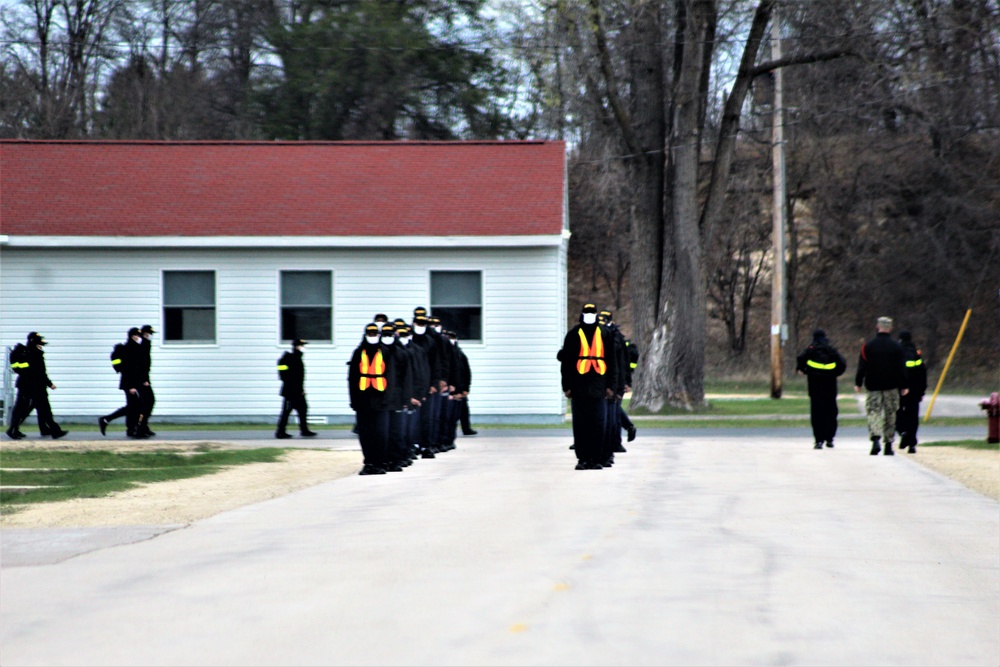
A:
[452, 343, 471, 394]
[560, 322, 617, 400]
[348, 342, 395, 412]
[404, 340, 430, 401]
[411, 330, 440, 388]
[796, 338, 847, 397]
[278, 349, 305, 398]
[16, 345, 52, 391]
[136, 338, 152, 384]
[383, 342, 414, 411]
[605, 323, 628, 396]
[855, 332, 908, 391]
[119, 339, 145, 391]
[901, 341, 927, 400]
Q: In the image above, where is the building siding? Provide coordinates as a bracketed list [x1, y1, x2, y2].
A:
[0, 245, 566, 421]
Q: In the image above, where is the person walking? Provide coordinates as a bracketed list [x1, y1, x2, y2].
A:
[796, 329, 847, 449]
[349, 323, 395, 475]
[135, 324, 157, 437]
[99, 327, 147, 437]
[275, 339, 317, 439]
[560, 304, 617, 470]
[895, 330, 927, 454]
[855, 316, 909, 456]
[6, 332, 68, 439]
[411, 308, 441, 458]
[600, 309, 628, 460]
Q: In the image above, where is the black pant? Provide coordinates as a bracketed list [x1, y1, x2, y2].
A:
[618, 404, 633, 431]
[571, 394, 607, 463]
[460, 399, 473, 434]
[10, 388, 58, 435]
[809, 392, 839, 443]
[356, 409, 390, 467]
[896, 394, 921, 448]
[389, 410, 409, 461]
[277, 394, 309, 434]
[140, 385, 155, 431]
[604, 398, 621, 458]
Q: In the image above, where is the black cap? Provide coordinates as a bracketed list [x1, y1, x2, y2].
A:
[141, 324, 155, 334]
[899, 330, 912, 342]
[429, 316, 441, 325]
[29, 332, 46, 345]
[414, 315, 428, 325]
[292, 338, 308, 347]
[26, 331, 38, 343]
[446, 331, 457, 339]
[365, 323, 380, 335]
[373, 313, 388, 322]
[393, 318, 407, 327]
[812, 329, 826, 340]
[414, 306, 428, 318]
[397, 325, 412, 336]
[128, 327, 141, 337]
[600, 309, 613, 320]
[381, 324, 396, 336]
[582, 303, 597, 314]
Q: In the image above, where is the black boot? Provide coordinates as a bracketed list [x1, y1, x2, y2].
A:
[884, 441, 895, 456]
[870, 437, 881, 456]
[814, 442, 823, 449]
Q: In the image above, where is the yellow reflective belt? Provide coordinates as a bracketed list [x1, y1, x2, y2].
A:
[806, 360, 837, 370]
[12, 362, 29, 369]
[906, 359, 923, 367]
[277, 364, 289, 371]
[111, 358, 122, 366]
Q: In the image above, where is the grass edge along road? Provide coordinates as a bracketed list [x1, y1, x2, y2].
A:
[0, 447, 293, 510]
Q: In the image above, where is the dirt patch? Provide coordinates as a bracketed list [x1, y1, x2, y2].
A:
[912, 446, 1000, 501]
[0, 441, 361, 528]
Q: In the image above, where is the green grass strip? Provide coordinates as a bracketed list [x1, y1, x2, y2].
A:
[0, 448, 291, 507]
[917, 439, 1000, 451]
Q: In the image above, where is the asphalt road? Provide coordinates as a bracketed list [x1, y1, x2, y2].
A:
[1, 429, 997, 666]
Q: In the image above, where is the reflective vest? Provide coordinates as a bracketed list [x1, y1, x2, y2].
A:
[577, 328, 607, 375]
[806, 359, 837, 371]
[359, 349, 387, 391]
[905, 358, 923, 368]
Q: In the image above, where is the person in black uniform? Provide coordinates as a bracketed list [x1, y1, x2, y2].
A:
[411, 308, 440, 458]
[134, 324, 157, 437]
[621, 338, 638, 442]
[600, 310, 628, 460]
[275, 338, 317, 439]
[441, 331, 470, 450]
[349, 323, 395, 475]
[99, 327, 147, 437]
[561, 304, 617, 470]
[796, 329, 848, 449]
[428, 316, 454, 452]
[895, 330, 927, 454]
[399, 322, 429, 458]
[855, 316, 909, 456]
[382, 323, 415, 471]
[7, 332, 68, 439]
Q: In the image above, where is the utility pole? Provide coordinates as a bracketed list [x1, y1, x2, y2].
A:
[770, 12, 787, 399]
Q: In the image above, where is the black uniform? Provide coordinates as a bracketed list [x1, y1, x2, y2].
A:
[7, 334, 66, 439]
[410, 313, 439, 455]
[796, 330, 847, 448]
[135, 327, 156, 436]
[349, 325, 396, 474]
[896, 331, 927, 453]
[601, 315, 629, 459]
[384, 331, 414, 469]
[561, 306, 617, 469]
[276, 342, 316, 438]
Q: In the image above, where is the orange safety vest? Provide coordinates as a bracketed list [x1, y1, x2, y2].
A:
[359, 349, 387, 391]
[577, 327, 607, 375]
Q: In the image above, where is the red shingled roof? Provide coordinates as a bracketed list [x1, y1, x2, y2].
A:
[0, 140, 565, 237]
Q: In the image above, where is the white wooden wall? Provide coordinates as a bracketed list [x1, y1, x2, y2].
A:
[0, 245, 567, 422]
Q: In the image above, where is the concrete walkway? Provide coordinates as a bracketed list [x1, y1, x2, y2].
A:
[1, 434, 997, 666]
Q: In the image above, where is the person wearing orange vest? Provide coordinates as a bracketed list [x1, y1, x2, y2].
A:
[349, 323, 395, 475]
[560, 303, 617, 470]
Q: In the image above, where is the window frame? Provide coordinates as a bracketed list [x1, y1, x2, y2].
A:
[429, 269, 484, 344]
[278, 269, 335, 345]
[161, 269, 218, 346]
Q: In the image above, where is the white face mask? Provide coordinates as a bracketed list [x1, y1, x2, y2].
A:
[413, 324, 426, 334]
[381, 336, 395, 345]
[365, 335, 380, 345]
[400, 336, 410, 346]
[449, 338, 456, 345]
[433, 326, 442, 333]
[582, 313, 597, 325]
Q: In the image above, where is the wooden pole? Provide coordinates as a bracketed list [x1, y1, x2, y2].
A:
[924, 308, 973, 421]
[770, 13, 787, 399]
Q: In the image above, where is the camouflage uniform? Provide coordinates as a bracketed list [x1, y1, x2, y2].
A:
[855, 318, 908, 455]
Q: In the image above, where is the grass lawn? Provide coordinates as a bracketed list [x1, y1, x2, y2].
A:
[918, 439, 1000, 451]
[0, 448, 292, 507]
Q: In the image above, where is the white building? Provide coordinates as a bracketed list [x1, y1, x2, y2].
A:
[0, 140, 568, 423]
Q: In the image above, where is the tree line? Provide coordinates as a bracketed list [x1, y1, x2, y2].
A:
[3, 0, 998, 406]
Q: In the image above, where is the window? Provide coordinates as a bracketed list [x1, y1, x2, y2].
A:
[281, 271, 332, 342]
[431, 271, 482, 341]
[163, 271, 216, 342]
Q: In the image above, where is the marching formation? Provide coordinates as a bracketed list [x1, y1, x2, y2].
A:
[345, 307, 474, 475]
[559, 304, 638, 470]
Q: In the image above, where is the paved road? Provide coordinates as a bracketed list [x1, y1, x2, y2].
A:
[1, 433, 997, 666]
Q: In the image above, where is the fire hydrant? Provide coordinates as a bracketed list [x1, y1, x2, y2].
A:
[980, 392, 1000, 444]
